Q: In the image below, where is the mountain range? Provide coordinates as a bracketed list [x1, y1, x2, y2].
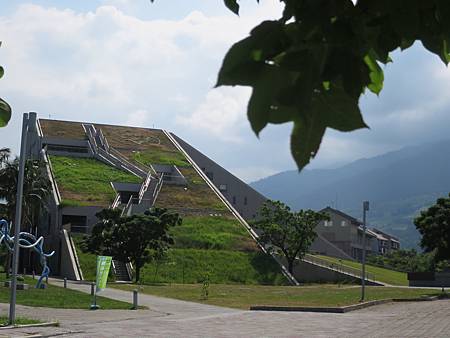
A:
[250, 139, 450, 249]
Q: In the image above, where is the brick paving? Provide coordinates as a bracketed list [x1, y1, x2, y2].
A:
[0, 281, 448, 337]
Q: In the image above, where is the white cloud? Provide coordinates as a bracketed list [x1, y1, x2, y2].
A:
[176, 87, 251, 142]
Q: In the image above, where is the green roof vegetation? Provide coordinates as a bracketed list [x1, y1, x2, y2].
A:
[40, 119, 87, 140]
[172, 216, 257, 251]
[50, 156, 142, 207]
[156, 168, 229, 213]
[314, 255, 408, 286]
[73, 216, 285, 285]
[138, 249, 286, 285]
[132, 149, 190, 167]
[111, 284, 441, 310]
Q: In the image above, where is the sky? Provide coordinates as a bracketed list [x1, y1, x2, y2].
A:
[1, 1, 450, 183]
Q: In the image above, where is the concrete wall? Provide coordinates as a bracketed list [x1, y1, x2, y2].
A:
[59, 229, 82, 280]
[173, 134, 268, 220]
[309, 234, 354, 260]
[60, 206, 104, 233]
[409, 272, 450, 287]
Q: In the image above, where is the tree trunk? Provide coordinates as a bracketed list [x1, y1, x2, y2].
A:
[288, 259, 294, 275]
[135, 264, 141, 284]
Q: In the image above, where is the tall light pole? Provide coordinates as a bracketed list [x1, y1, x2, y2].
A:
[360, 200, 369, 302]
[9, 113, 29, 325]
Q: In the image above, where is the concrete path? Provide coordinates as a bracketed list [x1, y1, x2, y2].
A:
[0, 279, 448, 337]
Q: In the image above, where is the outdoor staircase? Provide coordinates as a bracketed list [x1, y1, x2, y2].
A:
[112, 260, 131, 282]
[82, 123, 165, 215]
[82, 123, 150, 179]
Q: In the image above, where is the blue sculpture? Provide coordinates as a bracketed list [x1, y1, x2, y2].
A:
[0, 219, 55, 288]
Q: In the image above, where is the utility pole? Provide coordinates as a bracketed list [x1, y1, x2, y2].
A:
[9, 113, 29, 325]
[360, 200, 369, 302]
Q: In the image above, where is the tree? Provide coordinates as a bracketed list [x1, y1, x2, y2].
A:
[0, 157, 51, 276]
[0, 158, 51, 228]
[83, 207, 181, 283]
[0, 148, 9, 165]
[414, 193, 450, 261]
[215, 0, 450, 170]
[0, 42, 12, 127]
[254, 200, 328, 274]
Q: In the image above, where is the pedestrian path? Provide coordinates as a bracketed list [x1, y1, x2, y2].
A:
[48, 278, 241, 319]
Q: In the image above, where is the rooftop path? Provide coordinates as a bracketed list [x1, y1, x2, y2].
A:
[0, 279, 448, 337]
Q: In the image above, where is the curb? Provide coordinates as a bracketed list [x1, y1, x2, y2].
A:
[250, 294, 448, 313]
[0, 322, 59, 330]
[250, 299, 391, 313]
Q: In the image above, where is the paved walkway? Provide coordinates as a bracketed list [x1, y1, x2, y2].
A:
[0, 280, 448, 337]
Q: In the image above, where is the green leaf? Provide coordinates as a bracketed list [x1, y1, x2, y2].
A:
[0, 98, 12, 127]
[290, 114, 327, 170]
[224, 0, 239, 15]
[247, 66, 287, 135]
[0, 66, 3, 79]
[319, 86, 369, 132]
[216, 21, 286, 87]
[364, 51, 384, 95]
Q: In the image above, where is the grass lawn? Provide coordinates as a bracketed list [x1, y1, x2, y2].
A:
[112, 283, 441, 310]
[50, 155, 142, 207]
[0, 276, 131, 309]
[314, 255, 408, 286]
[0, 316, 42, 326]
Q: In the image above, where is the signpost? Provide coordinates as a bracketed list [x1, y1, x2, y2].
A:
[360, 201, 369, 302]
[91, 255, 112, 310]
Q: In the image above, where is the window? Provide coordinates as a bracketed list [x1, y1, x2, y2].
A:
[219, 184, 227, 191]
[341, 221, 346, 227]
[244, 197, 248, 205]
[324, 220, 333, 227]
[232, 196, 236, 204]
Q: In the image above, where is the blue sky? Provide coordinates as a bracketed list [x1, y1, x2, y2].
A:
[1, 1, 450, 182]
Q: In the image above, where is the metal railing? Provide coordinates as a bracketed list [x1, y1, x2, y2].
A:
[138, 171, 154, 202]
[121, 196, 134, 217]
[111, 193, 121, 209]
[303, 254, 375, 281]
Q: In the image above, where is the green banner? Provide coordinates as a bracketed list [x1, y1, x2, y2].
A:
[96, 256, 112, 293]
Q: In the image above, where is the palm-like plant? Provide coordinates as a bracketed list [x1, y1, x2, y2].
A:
[0, 158, 51, 228]
[0, 148, 9, 166]
[0, 157, 51, 275]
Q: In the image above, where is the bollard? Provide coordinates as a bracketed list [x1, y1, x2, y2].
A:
[23, 267, 26, 276]
[91, 282, 95, 296]
[133, 289, 138, 310]
[32, 271, 35, 280]
[64, 277, 67, 289]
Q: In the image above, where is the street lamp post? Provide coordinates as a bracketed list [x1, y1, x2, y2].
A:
[360, 200, 369, 302]
[9, 113, 29, 325]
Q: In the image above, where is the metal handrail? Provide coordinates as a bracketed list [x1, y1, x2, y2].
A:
[121, 196, 134, 217]
[152, 174, 164, 200]
[138, 171, 153, 202]
[303, 254, 375, 281]
[111, 193, 121, 209]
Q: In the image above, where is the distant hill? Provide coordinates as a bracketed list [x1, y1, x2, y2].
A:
[250, 140, 450, 249]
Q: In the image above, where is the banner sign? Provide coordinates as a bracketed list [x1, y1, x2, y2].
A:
[96, 256, 112, 293]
